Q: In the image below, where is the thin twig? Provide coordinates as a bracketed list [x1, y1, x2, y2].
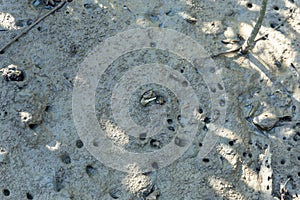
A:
[211, 47, 241, 58]
[241, 0, 268, 54]
[0, 1, 66, 54]
[212, 8, 295, 58]
[213, 7, 296, 58]
[212, 0, 269, 58]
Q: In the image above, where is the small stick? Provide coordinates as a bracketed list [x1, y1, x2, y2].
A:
[212, 0, 269, 58]
[241, 0, 268, 54]
[211, 47, 241, 58]
[0, 1, 66, 54]
[212, 8, 295, 58]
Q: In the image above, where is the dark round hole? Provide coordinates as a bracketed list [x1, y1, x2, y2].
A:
[167, 119, 173, 124]
[280, 159, 285, 165]
[202, 158, 210, 163]
[246, 2, 253, 8]
[3, 189, 10, 196]
[298, 172, 300, 177]
[0, 50, 4, 54]
[270, 23, 277, 28]
[248, 153, 252, 158]
[177, 115, 181, 121]
[198, 107, 203, 114]
[44, 106, 50, 112]
[204, 117, 211, 124]
[150, 139, 161, 148]
[199, 142, 202, 147]
[228, 140, 234, 146]
[273, 6, 279, 10]
[86, 165, 96, 176]
[76, 140, 83, 148]
[26, 192, 33, 199]
[37, 27, 41, 31]
[60, 154, 71, 164]
[297, 156, 300, 161]
[29, 124, 38, 130]
[242, 152, 247, 157]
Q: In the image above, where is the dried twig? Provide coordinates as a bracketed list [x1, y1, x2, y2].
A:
[0, 1, 67, 54]
[211, 47, 241, 58]
[212, 7, 295, 58]
[212, 0, 268, 57]
[241, 0, 268, 54]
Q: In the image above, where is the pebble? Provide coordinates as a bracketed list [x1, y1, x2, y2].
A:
[0, 64, 24, 81]
[253, 111, 278, 130]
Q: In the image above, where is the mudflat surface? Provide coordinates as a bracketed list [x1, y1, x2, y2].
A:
[0, 0, 300, 199]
